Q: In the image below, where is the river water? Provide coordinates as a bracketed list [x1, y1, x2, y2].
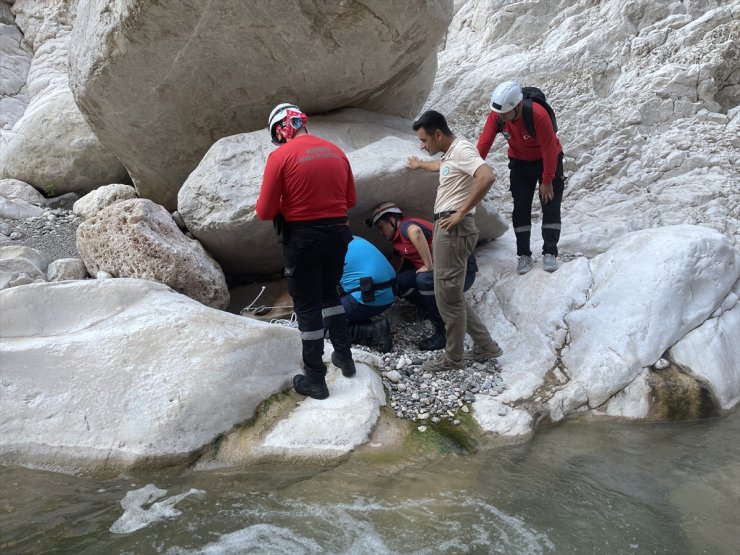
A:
[2, 410, 738, 554]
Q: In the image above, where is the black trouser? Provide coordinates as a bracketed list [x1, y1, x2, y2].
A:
[509, 152, 565, 257]
[396, 256, 477, 329]
[282, 224, 353, 380]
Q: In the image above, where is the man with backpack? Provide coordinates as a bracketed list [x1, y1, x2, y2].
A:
[477, 81, 565, 274]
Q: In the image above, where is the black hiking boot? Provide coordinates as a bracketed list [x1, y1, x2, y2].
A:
[331, 350, 356, 378]
[293, 374, 329, 400]
[418, 325, 446, 351]
[349, 318, 393, 353]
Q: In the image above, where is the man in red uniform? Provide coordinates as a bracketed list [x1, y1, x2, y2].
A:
[477, 81, 565, 274]
[256, 103, 356, 400]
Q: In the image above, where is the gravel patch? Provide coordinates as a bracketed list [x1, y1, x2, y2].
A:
[352, 302, 505, 424]
[0, 193, 82, 261]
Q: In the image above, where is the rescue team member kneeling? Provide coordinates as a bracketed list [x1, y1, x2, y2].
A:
[367, 201, 478, 352]
[334, 236, 395, 353]
[256, 103, 357, 400]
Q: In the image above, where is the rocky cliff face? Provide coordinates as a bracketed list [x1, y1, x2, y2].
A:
[428, 0, 739, 254]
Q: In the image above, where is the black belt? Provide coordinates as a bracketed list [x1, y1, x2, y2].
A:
[433, 210, 473, 221]
[285, 217, 348, 229]
[343, 278, 396, 295]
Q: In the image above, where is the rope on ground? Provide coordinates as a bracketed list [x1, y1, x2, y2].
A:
[270, 312, 298, 328]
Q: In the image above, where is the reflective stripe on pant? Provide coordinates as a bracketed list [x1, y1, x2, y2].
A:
[283, 225, 352, 377]
[509, 152, 565, 257]
[432, 217, 493, 361]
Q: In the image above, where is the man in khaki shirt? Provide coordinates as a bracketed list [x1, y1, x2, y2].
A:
[408, 110, 504, 372]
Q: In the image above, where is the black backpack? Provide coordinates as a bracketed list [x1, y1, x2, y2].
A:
[498, 86, 558, 137]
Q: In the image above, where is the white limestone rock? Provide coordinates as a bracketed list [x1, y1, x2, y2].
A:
[1, 0, 128, 194]
[602, 370, 652, 419]
[0, 178, 46, 205]
[68, 0, 453, 209]
[47, 257, 88, 281]
[76, 198, 229, 309]
[0, 242, 51, 289]
[178, 109, 507, 274]
[669, 295, 740, 410]
[0, 244, 50, 272]
[0, 6, 32, 131]
[256, 357, 386, 459]
[470, 243, 592, 405]
[0, 257, 47, 289]
[0, 89, 128, 194]
[0, 195, 44, 219]
[0, 278, 301, 470]
[548, 225, 739, 421]
[472, 396, 533, 438]
[73, 183, 137, 220]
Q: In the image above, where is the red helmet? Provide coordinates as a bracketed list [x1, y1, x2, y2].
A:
[267, 103, 308, 145]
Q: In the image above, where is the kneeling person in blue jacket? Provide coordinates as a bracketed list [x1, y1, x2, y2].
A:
[333, 236, 395, 353]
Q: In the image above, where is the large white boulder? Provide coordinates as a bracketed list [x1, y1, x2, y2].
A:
[177, 109, 507, 275]
[76, 198, 229, 309]
[549, 225, 739, 420]
[68, 0, 453, 209]
[0, 0, 128, 194]
[0, 278, 301, 469]
[669, 290, 740, 410]
[1, 89, 129, 193]
[465, 224, 739, 436]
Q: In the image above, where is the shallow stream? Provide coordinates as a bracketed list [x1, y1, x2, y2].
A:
[2, 411, 738, 554]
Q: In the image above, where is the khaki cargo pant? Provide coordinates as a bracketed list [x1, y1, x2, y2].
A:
[432, 216, 494, 361]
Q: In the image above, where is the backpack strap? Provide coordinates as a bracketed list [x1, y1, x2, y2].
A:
[497, 113, 504, 135]
[522, 98, 536, 137]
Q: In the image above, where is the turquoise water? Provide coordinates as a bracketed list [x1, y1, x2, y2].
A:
[2, 411, 739, 554]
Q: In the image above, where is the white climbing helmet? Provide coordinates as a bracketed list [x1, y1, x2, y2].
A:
[367, 201, 404, 227]
[490, 81, 523, 113]
[267, 102, 307, 145]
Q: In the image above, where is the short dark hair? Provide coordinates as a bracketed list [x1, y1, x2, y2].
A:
[412, 110, 453, 136]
